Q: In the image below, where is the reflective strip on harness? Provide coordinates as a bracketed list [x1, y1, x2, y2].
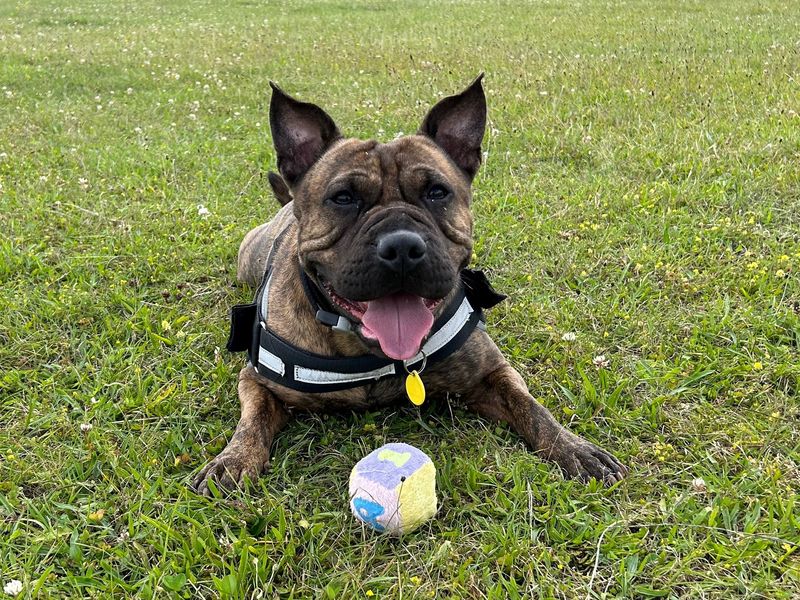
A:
[294, 363, 397, 385]
[260, 269, 273, 317]
[404, 296, 473, 366]
[258, 344, 285, 377]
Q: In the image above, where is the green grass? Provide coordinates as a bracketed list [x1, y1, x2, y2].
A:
[1, 0, 799, 597]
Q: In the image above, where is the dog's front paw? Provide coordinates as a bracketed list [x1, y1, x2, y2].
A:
[549, 430, 628, 485]
[192, 446, 269, 496]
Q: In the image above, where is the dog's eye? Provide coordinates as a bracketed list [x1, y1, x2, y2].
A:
[426, 184, 450, 202]
[328, 190, 356, 206]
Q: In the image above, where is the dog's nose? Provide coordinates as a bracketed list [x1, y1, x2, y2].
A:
[376, 230, 427, 273]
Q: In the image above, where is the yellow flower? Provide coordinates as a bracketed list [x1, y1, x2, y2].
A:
[753, 362, 763, 371]
[87, 509, 105, 522]
[366, 591, 375, 597]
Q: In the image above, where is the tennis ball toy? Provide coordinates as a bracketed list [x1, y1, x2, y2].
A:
[349, 442, 437, 534]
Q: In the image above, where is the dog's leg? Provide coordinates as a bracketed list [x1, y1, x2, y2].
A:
[193, 367, 290, 495]
[465, 363, 627, 484]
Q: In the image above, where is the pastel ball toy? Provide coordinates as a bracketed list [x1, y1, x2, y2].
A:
[349, 443, 437, 535]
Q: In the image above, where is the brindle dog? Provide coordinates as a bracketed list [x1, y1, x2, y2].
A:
[192, 76, 627, 495]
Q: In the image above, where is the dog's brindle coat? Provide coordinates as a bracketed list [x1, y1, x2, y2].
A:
[193, 76, 627, 494]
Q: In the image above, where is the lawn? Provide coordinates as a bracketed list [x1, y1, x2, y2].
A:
[1, 0, 799, 597]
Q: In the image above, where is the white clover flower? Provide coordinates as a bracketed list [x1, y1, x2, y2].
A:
[80, 422, 93, 433]
[3, 580, 23, 596]
[561, 332, 577, 342]
[197, 204, 211, 217]
[592, 354, 610, 369]
[691, 477, 707, 492]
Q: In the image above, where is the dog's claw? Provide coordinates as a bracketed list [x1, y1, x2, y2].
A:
[192, 450, 268, 496]
[551, 431, 627, 486]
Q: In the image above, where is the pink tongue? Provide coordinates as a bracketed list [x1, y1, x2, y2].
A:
[361, 293, 434, 360]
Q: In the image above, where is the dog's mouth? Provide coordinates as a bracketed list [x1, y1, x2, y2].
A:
[321, 281, 442, 360]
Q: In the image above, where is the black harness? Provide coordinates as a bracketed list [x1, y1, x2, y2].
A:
[226, 234, 505, 393]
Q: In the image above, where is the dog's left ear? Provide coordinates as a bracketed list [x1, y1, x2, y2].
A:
[418, 74, 487, 181]
[267, 171, 293, 206]
[269, 82, 342, 186]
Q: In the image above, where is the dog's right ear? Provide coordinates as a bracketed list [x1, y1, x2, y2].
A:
[269, 82, 341, 187]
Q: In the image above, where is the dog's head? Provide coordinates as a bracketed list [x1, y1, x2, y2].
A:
[269, 76, 486, 361]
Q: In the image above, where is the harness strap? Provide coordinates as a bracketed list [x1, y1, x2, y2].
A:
[246, 269, 482, 392]
[226, 228, 289, 354]
[226, 229, 504, 393]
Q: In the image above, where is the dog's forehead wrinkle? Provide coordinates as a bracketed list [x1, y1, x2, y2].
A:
[369, 143, 400, 205]
[376, 143, 435, 206]
[325, 169, 376, 191]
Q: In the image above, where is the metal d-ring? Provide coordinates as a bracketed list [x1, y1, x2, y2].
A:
[404, 351, 427, 375]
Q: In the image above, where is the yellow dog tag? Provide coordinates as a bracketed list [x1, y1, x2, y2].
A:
[405, 370, 426, 406]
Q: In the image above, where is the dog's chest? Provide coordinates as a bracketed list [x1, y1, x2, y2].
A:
[264, 376, 406, 412]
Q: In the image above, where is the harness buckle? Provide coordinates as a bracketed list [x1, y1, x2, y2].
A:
[315, 309, 353, 332]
